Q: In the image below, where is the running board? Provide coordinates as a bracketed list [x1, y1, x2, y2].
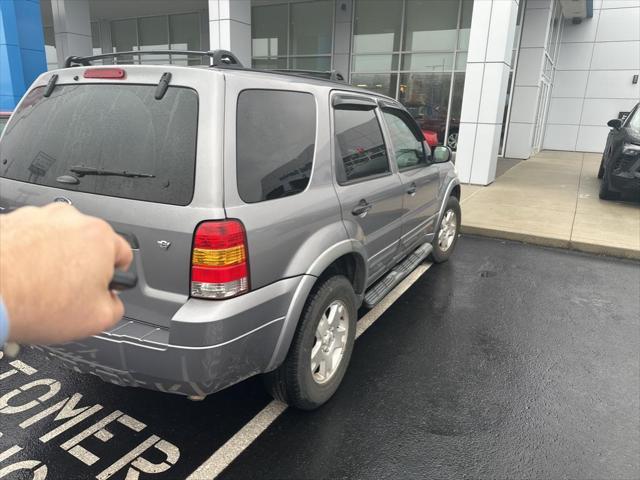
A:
[363, 242, 433, 308]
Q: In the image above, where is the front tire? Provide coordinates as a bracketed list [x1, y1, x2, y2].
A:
[599, 166, 619, 200]
[263, 275, 357, 410]
[430, 196, 461, 263]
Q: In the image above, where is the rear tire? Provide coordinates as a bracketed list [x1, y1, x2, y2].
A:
[262, 275, 357, 410]
[430, 196, 461, 263]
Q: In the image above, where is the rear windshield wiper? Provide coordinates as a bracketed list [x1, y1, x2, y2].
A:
[70, 166, 155, 178]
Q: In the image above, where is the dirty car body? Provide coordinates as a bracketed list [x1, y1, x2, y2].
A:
[0, 53, 460, 404]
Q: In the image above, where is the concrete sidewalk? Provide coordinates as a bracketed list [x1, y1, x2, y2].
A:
[460, 151, 640, 259]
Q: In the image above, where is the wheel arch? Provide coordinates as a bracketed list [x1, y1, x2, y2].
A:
[265, 240, 368, 371]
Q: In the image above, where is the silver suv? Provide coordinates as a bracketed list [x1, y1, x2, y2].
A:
[0, 50, 460, 410]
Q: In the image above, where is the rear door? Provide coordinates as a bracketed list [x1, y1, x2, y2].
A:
[331, 93, 405, 286]
[379, 105, 440, 250]
[0, 67, 224, 327]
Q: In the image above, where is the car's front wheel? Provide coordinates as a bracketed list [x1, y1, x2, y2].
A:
[599, 166, 620, 200]
[263, 275, 357, 410]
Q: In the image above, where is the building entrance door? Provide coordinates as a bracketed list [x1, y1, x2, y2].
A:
[532, 78, 551, 154]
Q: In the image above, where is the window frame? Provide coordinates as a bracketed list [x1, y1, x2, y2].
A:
[331, 93, 395, 186]
[380, 106, 429, 172]
[235, 88, 318, 204]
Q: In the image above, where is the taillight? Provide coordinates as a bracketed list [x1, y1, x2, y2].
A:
[191, 220, 249, 299]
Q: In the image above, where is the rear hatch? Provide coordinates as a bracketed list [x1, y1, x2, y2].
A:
[0, 66, 225, 328]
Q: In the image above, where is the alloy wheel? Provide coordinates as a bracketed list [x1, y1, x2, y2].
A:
[438, 209, 457, 252]
[311, 300, 349, 384]
[447, 132, 458, 151]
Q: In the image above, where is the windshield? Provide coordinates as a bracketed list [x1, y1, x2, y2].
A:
[0, 84, 198, 205]
[626, 106, 640, 135]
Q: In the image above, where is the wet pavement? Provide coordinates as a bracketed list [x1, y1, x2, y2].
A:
[1, 236, 638, 479]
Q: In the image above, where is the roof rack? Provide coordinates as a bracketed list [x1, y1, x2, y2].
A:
[64, 49, 244, 68]
[268, 69, 345, 82]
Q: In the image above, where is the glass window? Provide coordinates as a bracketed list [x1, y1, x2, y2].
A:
[252, 5, 288, 58]
[399, 73, 451, 146]
[236, 90, 316, 203]
[170, 13, 201, 65]
[111, 19, 137, 64]
[334, 108, 390, 183]
[455, 52, 467, 71]
[352, 54, 399, 73]
[382, 109, 426, 170]
[353, 0, 403, 53]
[350, 73, 398, 98]
[458, 0, 473, 50]
[139, 16, 169, 64]
[447, 72, 465, 150]
[0, 85, 198, 206]
[290, 1, 332, 55]
[401, 53, 454, 72]
[252, 58, 287, 70]
[91, 22, 101, 55]
[43, 26, 57, 70]
[291, 56, 331, 71]
[404, 0, 459, 51]
[626, 106, 640, 133]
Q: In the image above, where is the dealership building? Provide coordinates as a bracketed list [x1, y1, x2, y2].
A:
[1, 0, 639, 184]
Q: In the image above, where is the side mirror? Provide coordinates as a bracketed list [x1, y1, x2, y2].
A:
[607, 118, 622, 129]
[433, 145, 452, 164]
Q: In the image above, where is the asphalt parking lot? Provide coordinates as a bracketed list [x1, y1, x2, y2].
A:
[1, 236, 638, 480]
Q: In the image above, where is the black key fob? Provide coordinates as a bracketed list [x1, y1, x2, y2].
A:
[109, 271, 137, 291]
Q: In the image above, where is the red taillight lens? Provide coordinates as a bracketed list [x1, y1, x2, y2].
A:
[191, 220, 249, 299]
[84, 68, 126, 79]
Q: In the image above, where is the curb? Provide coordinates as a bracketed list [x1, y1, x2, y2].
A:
[460, 224, 640, 260]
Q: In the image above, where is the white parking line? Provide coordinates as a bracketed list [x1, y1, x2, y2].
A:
[188, 263, 432, 480]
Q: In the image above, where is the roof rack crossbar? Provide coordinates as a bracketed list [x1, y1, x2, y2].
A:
[64, 49, 244, 68]
[269, 69, 345, 82]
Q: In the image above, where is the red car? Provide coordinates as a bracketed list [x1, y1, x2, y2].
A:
[421, 129, 439, 148]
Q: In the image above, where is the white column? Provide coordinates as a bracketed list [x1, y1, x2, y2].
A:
[51, 0, 92, 67]
[456, 0, 520, 185]
[505, 0, 553, 159]
[208, 0, 251, 67]
[333, 0, 353, 78]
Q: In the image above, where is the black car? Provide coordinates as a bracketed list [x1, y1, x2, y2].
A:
[598, 104, 640, 201]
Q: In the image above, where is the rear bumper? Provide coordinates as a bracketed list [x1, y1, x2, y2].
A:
[39, 276, 305, 397]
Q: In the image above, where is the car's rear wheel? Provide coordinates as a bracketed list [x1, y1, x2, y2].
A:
[263, 275, 357, 410]
[430, 196, 461, 263]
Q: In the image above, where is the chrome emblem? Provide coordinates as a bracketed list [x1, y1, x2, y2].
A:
[157, 240, 171, 250]
[53, 196, 72, 205]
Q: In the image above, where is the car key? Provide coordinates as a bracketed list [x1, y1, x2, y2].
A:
[3, 270, 139, 359]
[109, 270, 137, 291]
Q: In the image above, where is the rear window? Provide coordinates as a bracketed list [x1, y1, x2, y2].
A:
[236, 90, 316, 203]
[0, 84, 198, 206]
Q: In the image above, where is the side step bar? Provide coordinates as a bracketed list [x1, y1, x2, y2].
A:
[363, 242, 433, 308]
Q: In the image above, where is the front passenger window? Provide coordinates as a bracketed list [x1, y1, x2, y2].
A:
[382, 109, 427, 170]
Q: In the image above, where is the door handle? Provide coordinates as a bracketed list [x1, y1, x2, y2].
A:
[352, 200, 373, 218]
[406, 183, 417, 196]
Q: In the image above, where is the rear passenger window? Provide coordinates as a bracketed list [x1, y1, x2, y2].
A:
[236, 90, 316, 203]
[334, 108, 390, 184]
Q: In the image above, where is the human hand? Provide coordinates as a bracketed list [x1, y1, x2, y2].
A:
[0, 203, 133, 344]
